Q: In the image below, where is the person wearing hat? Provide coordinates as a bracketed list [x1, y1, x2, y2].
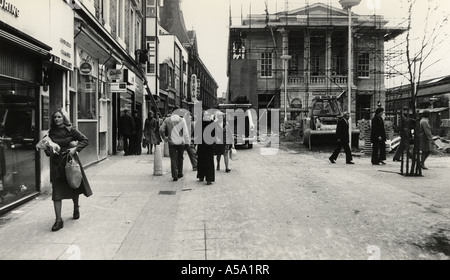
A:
[371, 107, 386, 165]
[393, 106, 413, 161]
[419, 109, 434, 169]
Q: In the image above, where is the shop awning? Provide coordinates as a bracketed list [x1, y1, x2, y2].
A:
[0, 25, 51, 58]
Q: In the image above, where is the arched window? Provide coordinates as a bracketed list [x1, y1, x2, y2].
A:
[291, 98, 302, 109]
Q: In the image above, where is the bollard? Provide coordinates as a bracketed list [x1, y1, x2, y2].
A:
[164, 141, 170, 157]
[153, 144, 163, 176]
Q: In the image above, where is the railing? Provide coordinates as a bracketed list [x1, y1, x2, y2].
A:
[288, 75, 348, 85]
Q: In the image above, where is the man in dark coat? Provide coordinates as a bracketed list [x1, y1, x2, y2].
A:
[393, 106, 412, 161]
[329, 112, 354, 164]
[118, 109, 135, 156]
[371, 107, 387, 165]
[132, 111, 143, 155]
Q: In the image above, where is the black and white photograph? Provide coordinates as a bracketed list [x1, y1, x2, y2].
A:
[1, 0, 450, 268]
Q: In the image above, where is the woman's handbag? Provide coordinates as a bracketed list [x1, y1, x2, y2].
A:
[230, 147, 238, 161]
[65, 153, 82, 189]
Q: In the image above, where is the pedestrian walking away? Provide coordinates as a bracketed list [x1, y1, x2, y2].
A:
[37, 108, 92, 232]
[329, 111, 354, 164]
[419, 109, 434, 170]
[196, 111, 216, 185]
[118, 109, 135, 156]
[393, 106, 413, 162]
[159, 106, 190, 181]
[371, 107, 387, 165]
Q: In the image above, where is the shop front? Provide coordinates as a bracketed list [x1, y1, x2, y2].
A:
[0, 25, 51, 213]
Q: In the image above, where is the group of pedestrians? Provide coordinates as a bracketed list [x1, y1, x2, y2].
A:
[159, 107, 234, 185]
[329, 107, 435, 169]
[118, 109, 144, 156]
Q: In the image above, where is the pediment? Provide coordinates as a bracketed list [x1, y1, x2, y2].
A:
[288, 3, 351, 17]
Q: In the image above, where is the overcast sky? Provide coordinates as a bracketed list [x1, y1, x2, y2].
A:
[181, 0, 450, 96]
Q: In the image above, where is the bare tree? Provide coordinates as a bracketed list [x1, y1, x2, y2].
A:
[396, 0, 448, 176]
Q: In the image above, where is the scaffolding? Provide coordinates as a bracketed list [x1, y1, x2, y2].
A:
[228, 0, 406, 122]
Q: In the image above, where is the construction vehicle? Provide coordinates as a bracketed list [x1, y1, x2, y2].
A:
[301, 96, 359, 149]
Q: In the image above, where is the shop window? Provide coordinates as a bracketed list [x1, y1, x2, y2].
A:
[0, 80, 38, 206]
[77, 72, 97, 120]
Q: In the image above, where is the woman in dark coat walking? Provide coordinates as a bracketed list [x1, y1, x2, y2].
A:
[143, 111, 160, 154]
[43, 109, 92, 232]
[196, 111, 215, 185]
[371, 107, 387, 165]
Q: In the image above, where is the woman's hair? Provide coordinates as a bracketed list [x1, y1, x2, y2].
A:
[422, 110, 430, 118]
[50, 108, 72, 130]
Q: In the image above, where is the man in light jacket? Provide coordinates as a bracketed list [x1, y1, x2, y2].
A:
[419, 109, 434, 170]
[159, 106, 190, 181]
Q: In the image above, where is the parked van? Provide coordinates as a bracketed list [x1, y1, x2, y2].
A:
[218, 103, 256, 149]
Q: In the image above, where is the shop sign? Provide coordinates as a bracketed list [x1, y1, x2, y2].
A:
[107, 69, 124, 82]
[0, 0, 20, 18]
[80, 62, 93, 75]
[110, 82, 127, 93]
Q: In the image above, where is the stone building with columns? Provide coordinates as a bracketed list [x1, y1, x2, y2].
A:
[227, 3, 405, 127]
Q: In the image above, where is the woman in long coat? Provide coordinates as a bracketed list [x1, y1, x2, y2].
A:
[44, 109, 92, 232]
[196, 111, 215, 185]
[143, 111, 160, 154]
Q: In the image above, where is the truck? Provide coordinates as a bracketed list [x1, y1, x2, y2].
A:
[217, 103, 257, 149]
[301, 96, 359, 149]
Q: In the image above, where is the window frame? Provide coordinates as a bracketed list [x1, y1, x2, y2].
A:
[357, 52, 370, 78]
[260, 52, 273, 78]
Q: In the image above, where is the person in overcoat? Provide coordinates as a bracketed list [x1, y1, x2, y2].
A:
[329, 112, 354, 164]
[143, 111, 160, 154]
[393, 106, 412, 161]
[132, 111, 143, 155]
[43, 108, 92, 232]
[371, 107, 387, 165]
[195, 111, 215, 185]
[214, 112, 234, 172]
[118, 109, 135, 156]
[419, 110, 434, 169]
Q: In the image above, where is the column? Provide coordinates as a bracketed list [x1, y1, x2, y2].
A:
[304, 29, 310, 108]
[326, 30, 332, 89]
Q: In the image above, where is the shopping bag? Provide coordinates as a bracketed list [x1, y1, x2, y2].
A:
[65, 154, 82, 189]
[230, 147, 238, 161]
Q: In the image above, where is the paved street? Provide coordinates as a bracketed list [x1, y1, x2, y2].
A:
[0, 140, 450, 260]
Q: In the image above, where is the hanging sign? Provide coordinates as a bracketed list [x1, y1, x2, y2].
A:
[107, 69, 124, 81]
[80, 62, 93, 75]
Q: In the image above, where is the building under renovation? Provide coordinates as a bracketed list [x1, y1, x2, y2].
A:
[227, 2, 405, 126]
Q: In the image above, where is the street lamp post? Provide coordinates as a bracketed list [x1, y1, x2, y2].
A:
[339, 0, 360, 148]
[281, 54, 291, 122]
